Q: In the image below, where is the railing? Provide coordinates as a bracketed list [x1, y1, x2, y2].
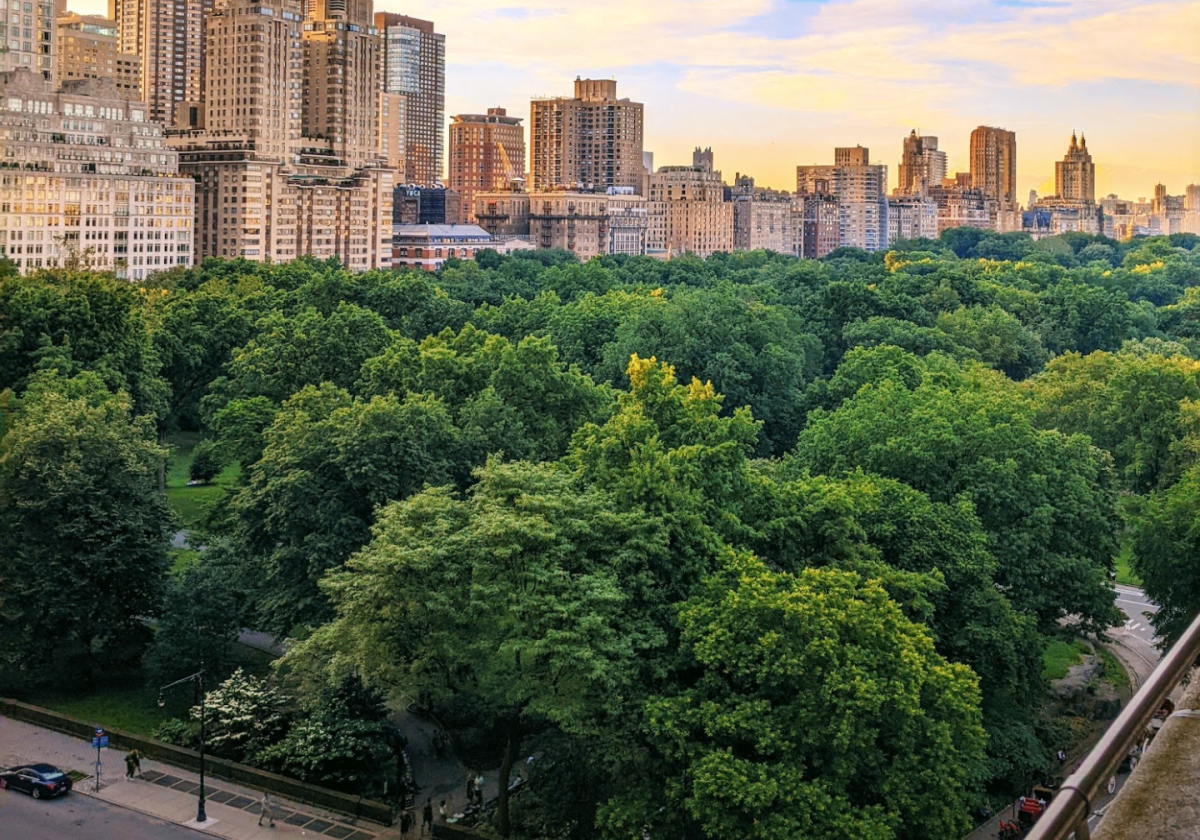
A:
[1027, 610, 1200, 840]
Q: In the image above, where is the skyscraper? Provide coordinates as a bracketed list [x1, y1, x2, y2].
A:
[111, 0, 211, 126]
[169, 0, 393, 269]
[0, 0, 53, 80]
[449, 107, 525, 223]
[797, 146, 889, 251]
[530, 78, 644, 193]
[1055, 132, 1095, 203]
[375, 13, 445, 186]
[897, 130, 947, 197]
[969, 126, 1018, 211]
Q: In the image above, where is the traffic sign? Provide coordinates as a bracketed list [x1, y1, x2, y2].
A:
[92, 736, 109, 748]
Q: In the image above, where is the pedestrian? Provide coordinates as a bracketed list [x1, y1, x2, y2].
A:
[130, 749, 144, 779]
[439, 799, 447, 821]
[258, 790, 276, 827]
[422, 798, 434, 835]
[1057, 749, 1066, 764]
[124, 752, 136, 779]
[474, 772, 485, 804]
[466, 770, 475, 805]
[400, 809, 415, 836]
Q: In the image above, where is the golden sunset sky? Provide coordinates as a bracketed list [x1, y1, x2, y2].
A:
[75, 0, 1200, 200]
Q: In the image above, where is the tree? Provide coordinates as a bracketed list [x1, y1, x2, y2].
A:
[288, 461, 666, 834]
[227, 383, 459, 635]
[0, 370, 171, 691]
[1127, 465, 1200, 643]
[0, 271, 167, 417]
[792, 349, 1121, 633]
[145, 553, 246, 687]
[193, 669, 289, 764]
[189, 438, 224, 483]
[634, 552, 985, 840]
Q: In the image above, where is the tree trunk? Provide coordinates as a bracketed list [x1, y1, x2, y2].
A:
[497, 716, 521, 836]
[157, 427, 168, 495]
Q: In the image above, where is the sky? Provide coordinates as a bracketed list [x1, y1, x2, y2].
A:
[76, 0, 1200, 200]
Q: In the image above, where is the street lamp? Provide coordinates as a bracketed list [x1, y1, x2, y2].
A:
[158, 667, 207, 823]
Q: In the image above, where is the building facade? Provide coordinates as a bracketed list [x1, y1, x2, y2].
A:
[897, 130, 946, 197]
[55, 13, 140, 94]
[1055, 132, 1095, 204]
[969, 125, 1018, 212]
[392, 223, 491, 270]
[793, 192, 840, 259]
[0, 0, 53, 80]
[168, 0, 392, 270]
[647, 164, 733, 258]
[732, 176, 790, 252]
[529, 191, 607, 261]
[887, 196, 939, 242]
[605, 187, 647, 256]
[0, 70, 194, 277]
[474, 189, 530, 237]
[448, 107, 524, 223]
[530, 78, 644, 193]
[375, 13, 444, 186]
[112, 0, 211, 127]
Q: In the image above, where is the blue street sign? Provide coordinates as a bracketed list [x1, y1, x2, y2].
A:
[91, 736, 109, 748]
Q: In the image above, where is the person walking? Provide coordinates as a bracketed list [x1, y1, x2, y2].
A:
[474, 772, 485, 804]
[258, 791, 276, 827]
[422, 798, 434, 835]
[124, 752, 136, 779]
[130, 749, 144, 779]
[466, 771, 475, 806]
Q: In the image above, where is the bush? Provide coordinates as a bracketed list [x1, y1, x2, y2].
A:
[153, 718, 197, 748]
[189, 439, 224, 483]
[193, 668, 289, 764]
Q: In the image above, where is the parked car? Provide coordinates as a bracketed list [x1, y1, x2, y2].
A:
[0, 764, 73, 799]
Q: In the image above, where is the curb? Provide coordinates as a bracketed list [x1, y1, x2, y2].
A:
[73, 783, 219, 838]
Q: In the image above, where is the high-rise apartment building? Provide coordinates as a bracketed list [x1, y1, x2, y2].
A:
[111, 0, 211, 127]
[168, 0, 392, 269]
[530, 78, 644, 193]
[449, 107, 525, 223]
[375, 13, 444, 186]
[55, 13, 140, 94]
[797, 147, 889, 251]
[969, 126, 1018, 211]
[897, 131, 946, 197]
[647, 164, 733, 257]
[0, 0, 53, 80]
[793, 193, 840, 259]
[1055, 132, 1095, 203]
[888, 196, 939, 241]
[0, 70, 195, 277]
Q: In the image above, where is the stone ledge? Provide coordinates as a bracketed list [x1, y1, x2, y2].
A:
[1094, 671, 1200, 840]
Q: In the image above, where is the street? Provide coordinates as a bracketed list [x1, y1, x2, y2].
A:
[0, 788, 203, 839]
[1108, 584, 1162, 688]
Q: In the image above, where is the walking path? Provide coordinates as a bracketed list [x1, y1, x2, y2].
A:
[0, 717, 401, 840]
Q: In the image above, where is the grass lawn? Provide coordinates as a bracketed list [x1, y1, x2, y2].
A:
[39, 644, 277, 738]
[165, 431, 240, 531]
[1042, 639, 1086, 681]
[1114, 539, 1142, 588]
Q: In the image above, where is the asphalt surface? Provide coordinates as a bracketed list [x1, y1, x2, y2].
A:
[0, 788, 203, 839]
[1109, 584, 1162, 686]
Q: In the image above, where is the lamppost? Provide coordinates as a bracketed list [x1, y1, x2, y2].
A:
[158, 667, 207, 823]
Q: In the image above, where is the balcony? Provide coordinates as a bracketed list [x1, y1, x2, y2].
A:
[1028, 609, 1200, 840]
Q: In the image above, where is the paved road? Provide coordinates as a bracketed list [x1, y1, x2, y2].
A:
[0, 788, 202, 839]
[1109, 584, 1162, 687]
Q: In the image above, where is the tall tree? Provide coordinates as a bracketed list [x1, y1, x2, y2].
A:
[0, 370, 171, 690]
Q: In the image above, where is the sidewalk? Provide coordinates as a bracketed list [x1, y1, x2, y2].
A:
[0, 716, 402, 840]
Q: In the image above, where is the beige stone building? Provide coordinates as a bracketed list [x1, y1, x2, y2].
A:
[474, 189, 530, 238]
[970, 126, 1018, 212]
[927, 183, 994, 232]
[0, 0, 53, 80]
[605, 187, 648, 256]
[732, 175, 790, 252]
[887, 196, 939, 241]
[792, 193, 840, 259]
[449, 107, 524, 223]
[111, 0, 211, 127]
[1055, 131, 1095, 204]
[647, 165, 733, 258]
[377, 92, 405, 171]
[530, 190, 607, 261]
[55, 13, 139, 94]
[0, 69, 194, 277]
[168, 0, 392, 269]
[896, 131, 946, 197]
[530, 78, 644, 194]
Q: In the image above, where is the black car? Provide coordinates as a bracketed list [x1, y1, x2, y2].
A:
[0, 764, 73, 799]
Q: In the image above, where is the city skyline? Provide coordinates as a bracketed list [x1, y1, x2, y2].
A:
[66, 0, 1200, 199]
